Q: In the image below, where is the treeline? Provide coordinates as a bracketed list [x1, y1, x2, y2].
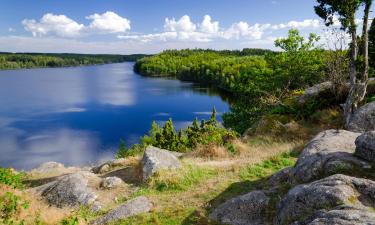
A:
[0, 52, 148, 70]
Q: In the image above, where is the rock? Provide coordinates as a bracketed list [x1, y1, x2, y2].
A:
[91, 158, 130, 174]
[41, 171, 98, 208]
[209, 191, 270, 225]
[90, 196, 152, 225]
[92, 164, 111, 174]
[100, 177, 123, 189]
[267, 167, 292, 187]
[141, 146, 181, 181]
[306, 208, 375, 225]
[276, 174, 375, 225]
[289, 130, 371, 184]
[297, 81, 333, 104]
[355, 131, 375, 162]
[91, 202, 102, 213]
[348, 101, 375, 132]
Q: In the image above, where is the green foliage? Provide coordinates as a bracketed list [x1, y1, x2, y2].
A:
[135, 35, 326, 133]
[0, 53, 147, 70]
[314, 0, 362, 30]
[117, 108, 237, 157]
[0, 168, 25, 189]
[0, 192, 29, 224]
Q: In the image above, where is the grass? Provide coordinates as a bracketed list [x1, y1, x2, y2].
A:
[113, 139, 300, 225]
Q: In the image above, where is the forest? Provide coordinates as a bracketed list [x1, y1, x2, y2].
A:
[0, 52, 147, 70]
[135, 22, 375, 134]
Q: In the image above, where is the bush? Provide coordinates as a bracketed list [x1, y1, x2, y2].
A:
[117, 108, 238, 157]
[0, 168, 25, 189]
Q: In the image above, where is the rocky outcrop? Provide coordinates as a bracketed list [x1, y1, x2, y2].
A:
[211, 128, 375, 225]
[276, 174, 375, 225]
[100, 177, 123, 189]
[40, 171, 100, 208]
[90, 196, 152, 225]
[209, 191, 270, 225]
[348, 101, 375, 132]
[289, 130, 371, 184]
[355, 131, 375, 162]
[141, 146, 181, 181]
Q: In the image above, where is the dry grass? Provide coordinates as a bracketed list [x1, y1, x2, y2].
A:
[190, 143, 230, 159]
[0, 184, 71, 224]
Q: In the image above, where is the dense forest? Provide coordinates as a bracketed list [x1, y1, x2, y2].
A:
[0, 52, 147, 70]
[135, 30, 332, 132]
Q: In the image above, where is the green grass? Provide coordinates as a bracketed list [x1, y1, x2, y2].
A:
[147, 164, 219, 192]
[239, 152, 297, 181]
[113, 151, 298, 225]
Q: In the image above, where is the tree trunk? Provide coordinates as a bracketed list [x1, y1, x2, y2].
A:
[344, 17, 358, 127]
[357, 0, 372, 102]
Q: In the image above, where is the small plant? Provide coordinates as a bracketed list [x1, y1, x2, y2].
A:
[0, 168, 26, 189]
[60, 216, 79, 225]
[0, 192, 29, 224]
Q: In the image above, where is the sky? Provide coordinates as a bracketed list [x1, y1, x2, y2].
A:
[0, 0, 373, 54]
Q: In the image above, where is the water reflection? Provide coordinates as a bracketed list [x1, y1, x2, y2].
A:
[0, 62, 230, 170]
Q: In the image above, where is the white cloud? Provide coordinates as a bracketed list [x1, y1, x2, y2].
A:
[22, 13, 85, 38]
[272, 19, 320, 30]
[22, 12, 130, 38]
[86, 11, 131, 33]
[199, 15, 219, 33]
[164, 15, 196, 32]
[8, 27, 15, 32]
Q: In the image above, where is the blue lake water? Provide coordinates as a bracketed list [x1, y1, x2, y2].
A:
[0, 62, 230, 170]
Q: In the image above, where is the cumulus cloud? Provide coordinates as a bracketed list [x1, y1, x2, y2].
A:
[164, 15, 196, 32]
[119, 15, 323, 43]
[22, 11, 130, 38]
[22, 13, 85, 38]
[199, 15, 219, 33]
[86, 11, 131, 33]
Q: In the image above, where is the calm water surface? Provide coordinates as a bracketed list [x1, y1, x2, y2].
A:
[0, 62, 230, 169]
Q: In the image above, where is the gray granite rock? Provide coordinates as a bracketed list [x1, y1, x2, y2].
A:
[209, 191, 270, 225]
[276, 174, 375, 225]
[90, 196, 152, 225]
[141, 146, 181, 181]
[348, 101, 375, 132]
[289, 130, 370, 184]
[41, 172, 98, 208]
[355, 131, 375, 162]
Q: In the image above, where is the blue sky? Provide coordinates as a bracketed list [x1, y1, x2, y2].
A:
[0, 0, 372, 54]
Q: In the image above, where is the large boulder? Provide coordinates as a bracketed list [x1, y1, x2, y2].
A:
[355, 131, 375, 162]
[276, 174, 375, 225]
[348, 101, 375, 132]
[296, 81, 333, 104]
[41, 171, 99, 208]
[209, 191, 270, 225]
[289, 130, 371, 184]
[141, 146, 181, 181]
[90, 196, 152, 225]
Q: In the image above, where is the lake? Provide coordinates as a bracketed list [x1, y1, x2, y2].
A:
[0, 62, 230, 170]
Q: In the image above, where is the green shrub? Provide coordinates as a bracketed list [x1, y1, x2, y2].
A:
[116, 108, 238, 157]
[0, 168, 25, 189]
